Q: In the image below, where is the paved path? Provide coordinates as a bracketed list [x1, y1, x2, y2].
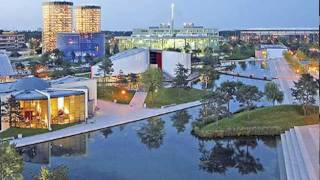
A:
[129, 91, 148, 108]
[11, 100, 201, 147]
[268, 58, 300, 104]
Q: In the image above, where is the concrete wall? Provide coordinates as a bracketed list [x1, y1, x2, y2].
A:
[92, 50, 149, 77]
[162, 51, 192, 77]
[51, 79, 97, 108]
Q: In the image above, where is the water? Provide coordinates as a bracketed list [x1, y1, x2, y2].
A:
[192, 61, 272, 112]
[19, 106, 280, 180]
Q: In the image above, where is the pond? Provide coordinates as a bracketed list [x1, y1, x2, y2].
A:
[19, 106, 281, 180]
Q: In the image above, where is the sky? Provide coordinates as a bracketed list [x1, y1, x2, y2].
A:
[0, 0, 318, 31]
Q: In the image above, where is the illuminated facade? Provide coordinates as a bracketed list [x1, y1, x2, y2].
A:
[75, 6, 101, 33]
[56, 32, 105, 60]
[116, 23, 219, 53]
[0, 32, 25, 50]
[42, 1, 73, 52]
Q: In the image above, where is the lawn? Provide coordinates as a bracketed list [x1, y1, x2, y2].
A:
[194, 105, 319, 138]
[145, 87, 208, 108]
[0, 123, 78, 140]
[97, 86, 135, 104]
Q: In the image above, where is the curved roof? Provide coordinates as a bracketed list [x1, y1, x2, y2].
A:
[14, 77, 50, 91]
[110, 48, 147, 61]
[14, 89, 84, 101]
[0, 54, 15, 76]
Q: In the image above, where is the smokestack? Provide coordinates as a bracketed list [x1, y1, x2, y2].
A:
[171, 3, 175, 36]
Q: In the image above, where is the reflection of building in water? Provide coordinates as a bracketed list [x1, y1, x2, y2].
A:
[18, 134, 88, 165]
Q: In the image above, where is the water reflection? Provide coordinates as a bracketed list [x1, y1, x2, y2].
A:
[198, 137, 264, 175]
[136, 117, 165, 150]
[18, 134, 88, 165]
[101, 128, 113, 139]
[170, 110, 191, 133]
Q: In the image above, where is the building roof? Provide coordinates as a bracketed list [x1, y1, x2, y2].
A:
[109, 48, 147, 61]
[0, 54, 15, 76]
[260, 44, 287, 49]
[13, 89, 84, 101]
[50, 75, 91, 85]
[13, 77, 50, 91]
[0, 82, 15, 93]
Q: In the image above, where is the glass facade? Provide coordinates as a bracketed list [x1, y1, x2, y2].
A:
[117, 36, 218, 53]
[16, 94, 85, 129]
[42, 2, 73, 52]
[57, 32, 105, 60]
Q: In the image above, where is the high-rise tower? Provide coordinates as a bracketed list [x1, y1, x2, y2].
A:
[42, 1, 73, 52]
[75, 6, 101, 33]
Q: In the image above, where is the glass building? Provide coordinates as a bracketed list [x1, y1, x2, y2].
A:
[75, 6, 101, 33]
[57, 32, 105, 61]
[42, 1, 73, 53]
[116, 23, 219, 53]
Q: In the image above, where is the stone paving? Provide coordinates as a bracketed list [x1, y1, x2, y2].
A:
[11, 100, 201, 147]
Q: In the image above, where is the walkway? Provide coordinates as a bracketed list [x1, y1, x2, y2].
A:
[268, 58, 300, 104]
[280, 124, 319, 180]
[129, 91, 148, 108]
[11, 100, 201, 147]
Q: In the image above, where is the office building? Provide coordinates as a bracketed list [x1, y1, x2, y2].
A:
[0, 32, 25, 50]
[75, 6, 101, 33]
[42, 1, 73, 52]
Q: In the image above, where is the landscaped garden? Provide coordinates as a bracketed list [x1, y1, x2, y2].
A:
[97, 85, 135, 104]
[144, 87, 208, 108]
[193, 105, 319, 138]
[0, 123, 78, 139]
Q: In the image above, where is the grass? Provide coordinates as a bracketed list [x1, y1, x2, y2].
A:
[0, 123, 78, 140]
[145, 87, 208, 108]
[97, 86, 135, 104]
[194, 105, 319, 138]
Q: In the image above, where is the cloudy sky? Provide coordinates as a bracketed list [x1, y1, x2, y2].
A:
[0, 0, 318, 31]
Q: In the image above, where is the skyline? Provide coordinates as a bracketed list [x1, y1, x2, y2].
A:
[0, 0, 319, 31]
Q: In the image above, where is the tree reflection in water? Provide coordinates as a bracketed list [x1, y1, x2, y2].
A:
[137, 117, 165, 150]
[198, 138, 264, 175]
[171, 110, 191, 133]
[101, 128, 113, 139]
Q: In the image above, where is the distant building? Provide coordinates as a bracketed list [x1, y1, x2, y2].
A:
[91, 48, 191, 78]
[255, 44, 288, 59]
[56, 32, 105, 61]
[0, 32, 25, 50]
[75, 6, 101, 33]
[239, 28, 319, 44]
[42, 1, 73, 52]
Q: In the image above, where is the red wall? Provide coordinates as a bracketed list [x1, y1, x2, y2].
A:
[155, 52, 162, 69]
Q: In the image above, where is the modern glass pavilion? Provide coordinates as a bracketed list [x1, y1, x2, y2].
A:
[8, 77, 88, 130]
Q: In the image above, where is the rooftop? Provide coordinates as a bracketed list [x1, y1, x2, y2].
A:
[109, 48, 147, 61]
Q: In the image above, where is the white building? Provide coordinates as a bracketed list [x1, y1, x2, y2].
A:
[255, 44, 288, 59]
[92, 48, 191, 78]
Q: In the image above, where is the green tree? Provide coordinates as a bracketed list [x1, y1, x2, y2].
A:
[201, 90, 229, 123]
[2, 95, 23, 127]
[98, 57, 113, 77]
[183, 43, 192, 53]
[141, 68, 163, 105]
[200, 65, 219, 89]
[264, 82, 284, 106]
[219, 81, 243, 112]
[84, 53, 93, 64]
[296, 50, 307, 61]
[51, 49, 64, 66]
[236, 85, 263, 119]
[173, 63, 189, 89]
[0, 142, 24, 180]
[291, 73, 319, 116]
[34, 165, 69, 180]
